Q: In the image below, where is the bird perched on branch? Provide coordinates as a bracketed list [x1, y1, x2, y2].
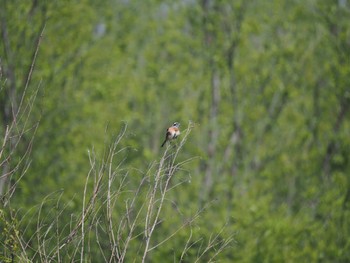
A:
[161, 122, 180, 147]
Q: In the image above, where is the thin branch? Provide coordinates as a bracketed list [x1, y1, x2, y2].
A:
[17, 22, 46, 121]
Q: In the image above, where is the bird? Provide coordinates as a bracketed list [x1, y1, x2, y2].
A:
[161, 122, 180, 147]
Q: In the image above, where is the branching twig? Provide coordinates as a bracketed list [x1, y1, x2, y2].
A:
[141, 122, 194, 262]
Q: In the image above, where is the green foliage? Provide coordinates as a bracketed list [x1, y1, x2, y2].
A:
[0, 209, 20, 262]
[1, 0, 350, 262]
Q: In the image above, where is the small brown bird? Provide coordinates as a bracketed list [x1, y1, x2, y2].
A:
[161, 122, 180, 147]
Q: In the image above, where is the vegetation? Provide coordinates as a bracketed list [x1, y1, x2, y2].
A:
[1, 0, 350, 262]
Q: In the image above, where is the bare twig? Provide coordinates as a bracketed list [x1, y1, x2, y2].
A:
[141, 122, 193, 263]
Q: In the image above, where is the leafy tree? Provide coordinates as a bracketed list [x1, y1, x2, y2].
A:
[1, 0, 350, 261]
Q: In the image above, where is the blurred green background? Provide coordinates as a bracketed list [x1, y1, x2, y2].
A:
[1, 0, 350, 261]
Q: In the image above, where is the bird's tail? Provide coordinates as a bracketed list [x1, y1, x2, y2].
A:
[161, 139, 167, 147]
